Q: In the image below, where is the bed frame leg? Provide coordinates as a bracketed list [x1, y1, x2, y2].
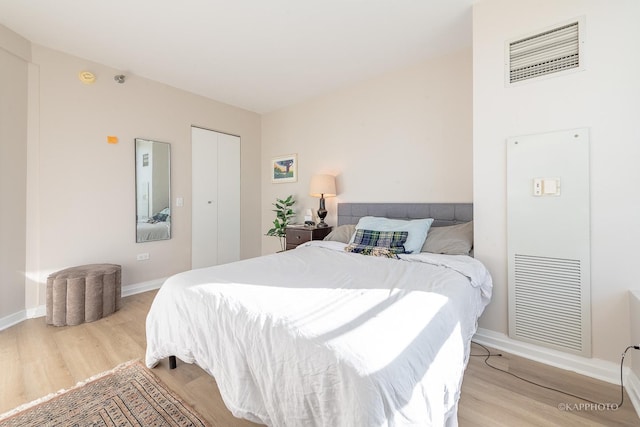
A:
[169, 355, 177, 369]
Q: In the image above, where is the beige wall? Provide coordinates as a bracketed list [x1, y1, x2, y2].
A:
[16, 44, 262, 312]
[261, 49, 473, 254]
[0, 26, 29, 319]
[473, 0, 640, 363]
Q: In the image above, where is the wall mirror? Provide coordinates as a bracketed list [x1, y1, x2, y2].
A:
[135, 138, 171, 243]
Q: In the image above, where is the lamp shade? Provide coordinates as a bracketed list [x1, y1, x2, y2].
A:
[309, 174, 336, 197]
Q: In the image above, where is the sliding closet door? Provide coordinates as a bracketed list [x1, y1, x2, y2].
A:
[215, 132, 240, 264]
[191, 127, 240, 269]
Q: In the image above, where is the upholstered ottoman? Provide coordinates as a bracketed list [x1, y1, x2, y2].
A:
[46, 264, 122, 326]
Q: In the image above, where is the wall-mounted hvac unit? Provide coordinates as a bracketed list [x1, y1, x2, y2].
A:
[507, 128, 591, 357]
[506, 17, 585, 85]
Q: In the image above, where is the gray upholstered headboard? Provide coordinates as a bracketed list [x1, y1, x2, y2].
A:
[337, 203, 473, 227]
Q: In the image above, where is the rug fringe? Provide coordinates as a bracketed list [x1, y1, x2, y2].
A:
[0, 359, 140, 421]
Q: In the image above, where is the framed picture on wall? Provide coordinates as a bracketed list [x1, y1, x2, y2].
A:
[272, 154, 297, 183]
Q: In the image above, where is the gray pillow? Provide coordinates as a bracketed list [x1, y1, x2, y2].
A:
[323, 224, 356, 243]
[421, 221, 473, 255]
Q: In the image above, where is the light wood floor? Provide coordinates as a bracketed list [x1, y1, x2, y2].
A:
[0, 290, 637, 426]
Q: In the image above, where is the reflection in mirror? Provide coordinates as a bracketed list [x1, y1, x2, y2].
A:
[135, 138, 171, 243]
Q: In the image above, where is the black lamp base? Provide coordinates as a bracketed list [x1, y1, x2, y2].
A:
[317, 195, 328, 227]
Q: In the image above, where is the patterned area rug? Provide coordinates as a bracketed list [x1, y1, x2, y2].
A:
[0, 360, 210, 427]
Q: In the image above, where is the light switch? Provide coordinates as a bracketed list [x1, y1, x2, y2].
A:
[533, 178, 543, 196]
[176, 197, 184, 207]
[543, 179, 558, 195]
[533, 178, 560, 196]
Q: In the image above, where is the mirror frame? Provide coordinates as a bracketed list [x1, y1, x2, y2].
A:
[135, 138, 171, 243]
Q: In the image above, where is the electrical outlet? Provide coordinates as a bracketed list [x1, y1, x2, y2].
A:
[136, 253, 150, 261]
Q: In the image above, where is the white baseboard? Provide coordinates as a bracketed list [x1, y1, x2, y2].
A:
[474, 327, 621, 384]
[121, 277, 166, 298]
[0, 278, 166, 331]
[627, 369, 640, 418]
[0, 310, 27, 331]
[26, 305, 46, 319]
[473, 328, 640, 418]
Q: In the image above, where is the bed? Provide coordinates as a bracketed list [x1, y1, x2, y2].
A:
[136, 208, 171, 242]
[136, 220, 170, 241]
[145, 203, 492, 426]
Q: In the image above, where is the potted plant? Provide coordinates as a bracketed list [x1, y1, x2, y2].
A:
[266, 195, 296, 251]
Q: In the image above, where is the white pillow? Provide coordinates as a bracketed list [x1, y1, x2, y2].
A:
[350, 216, 434, 254]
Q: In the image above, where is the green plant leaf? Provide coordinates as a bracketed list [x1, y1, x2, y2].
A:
[266, 195, 296, 242]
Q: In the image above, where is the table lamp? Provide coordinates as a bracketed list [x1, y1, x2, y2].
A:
[309, 174, 336, 228]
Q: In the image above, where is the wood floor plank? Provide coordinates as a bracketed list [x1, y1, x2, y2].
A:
[89, 316, 145, 364]
[0, 326, 24, 413]
[52, 324, 114, 381]
[16, 319, 74, 402]
[460, 343, 637, 426]
[0, 290, 638, 426]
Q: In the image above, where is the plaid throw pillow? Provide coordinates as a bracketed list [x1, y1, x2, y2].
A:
[344, 229, 408, 258]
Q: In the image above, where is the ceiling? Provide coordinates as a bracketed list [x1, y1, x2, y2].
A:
[0, 0, 473, 114]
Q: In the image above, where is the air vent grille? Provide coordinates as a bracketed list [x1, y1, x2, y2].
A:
[513, 254, 583, 352]
[509, 21, 580, 83]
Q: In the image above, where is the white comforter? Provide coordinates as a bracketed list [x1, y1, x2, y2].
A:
[145, 241, 492, 427]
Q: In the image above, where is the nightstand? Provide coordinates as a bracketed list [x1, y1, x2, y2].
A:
[285, 225, 332, 250]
